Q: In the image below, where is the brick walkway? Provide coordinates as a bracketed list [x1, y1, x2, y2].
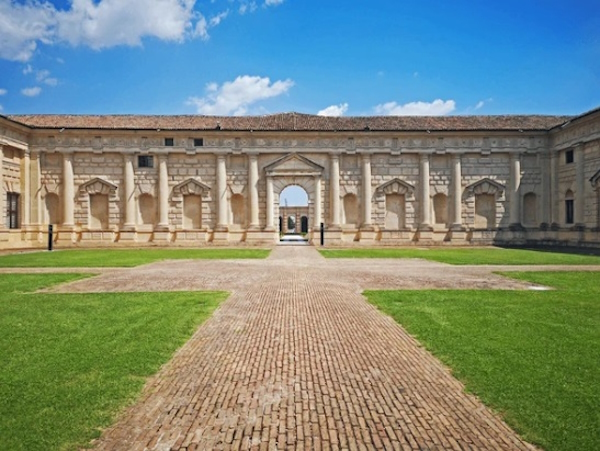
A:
[85, 246, 538, 451]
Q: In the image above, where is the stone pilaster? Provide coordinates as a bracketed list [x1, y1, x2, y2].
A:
[248, 153, 259, 228]
[575, 144, 585, 227]
[550, 150, 559, 227]
[123, 154, 136, 230]
[0, 145, 4, 229]
[63, 151, 75, 227]
[157, 154, 169, 230]
[419, 153, 431, 229]
[313, 176, 322, 228]
[31, 150, 42, 226]
[451, 154, 463, 229]
[265, 176, 274, 230]
[22, 150, 30, 227]
[216, 154, 228, 230]
[330, 153, 340, 227]
[509, 153, 521, 228]
[540, 152, 551, 227]
[362, 154, 372, 228]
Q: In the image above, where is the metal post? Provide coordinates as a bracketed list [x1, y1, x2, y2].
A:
[320, 222, 324, 246]
[48, 224, 53, 251]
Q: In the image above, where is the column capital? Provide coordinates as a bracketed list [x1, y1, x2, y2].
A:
[419, 153, 431, 161]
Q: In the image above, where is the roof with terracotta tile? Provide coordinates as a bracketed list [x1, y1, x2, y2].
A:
[6, 112, 572, 132]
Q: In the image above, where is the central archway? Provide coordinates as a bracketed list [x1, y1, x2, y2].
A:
[279, 185, 309, 237]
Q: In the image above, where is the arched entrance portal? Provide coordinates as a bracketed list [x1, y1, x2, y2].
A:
[264, 153, 324, 244]
[279, 185, 309, 240]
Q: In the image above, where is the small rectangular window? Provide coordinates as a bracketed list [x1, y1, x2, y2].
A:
[164, 138, 174, 147]
[138, 155, 154, 168]
[565, 149, 574, 164]
[565, 199, 574, 224]
[193, 138, 204, 147]
[6, 192, 19, 229]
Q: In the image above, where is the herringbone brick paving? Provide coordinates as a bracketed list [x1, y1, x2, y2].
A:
[82, 246, 541, 450]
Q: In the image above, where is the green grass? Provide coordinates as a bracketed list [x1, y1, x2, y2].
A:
[320, 247, 600, 265]
[364, 272, 600, 451]
[0, 248, 270, 267]
[0, 274, 228, 450]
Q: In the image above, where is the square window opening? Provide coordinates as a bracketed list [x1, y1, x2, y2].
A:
[164, 138, 174, 147]
[565, 149, 574, 164]
[193, 138, 204, 147]
[138, 155, 154, 168]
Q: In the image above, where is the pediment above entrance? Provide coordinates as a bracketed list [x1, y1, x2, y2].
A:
[264, 153, 324, 177]
[465, 178, 505, 198]
[376, 178, 415, 196]
[80, 177, 118, 195]
[173, 178, 211, 196]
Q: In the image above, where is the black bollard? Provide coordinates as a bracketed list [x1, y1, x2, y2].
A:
[48, 224, 53, 251]
[320, 222, 324, 246]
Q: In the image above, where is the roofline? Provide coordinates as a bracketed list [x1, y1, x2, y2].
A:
[549, 106, 600, 132]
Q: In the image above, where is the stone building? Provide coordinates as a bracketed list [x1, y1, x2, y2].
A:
[0, 108, 599, 248]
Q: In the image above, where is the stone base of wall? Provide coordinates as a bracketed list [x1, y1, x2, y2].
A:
[2, 226, 599, 250]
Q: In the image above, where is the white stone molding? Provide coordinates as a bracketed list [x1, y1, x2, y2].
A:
[575, 144, 585, 226]
[157, 154, 169, 229]
[0, 145, 3, 229]
[376, 178, 415, 197]
[172, 178, 211, 197]
[264, 153, 324, 177]
[63, 152, 75, 227]
[123, 154, 136, 229]
[362, 154, 372, 227]
[419, 153, 431, 228]
[22, 150, 30, 227]
[509, 153, 521, 227]
[464, 178, 505, 199]
[451, 154, 462, 229]
[330, 154, 341, 227]
[266, 176, 274, 230]
[80, 177, 118, 195]
[248, 154, 259, 228]
[216, 154, 228, 230]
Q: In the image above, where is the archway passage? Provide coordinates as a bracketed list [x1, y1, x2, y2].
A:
[279, 185, 309, 243]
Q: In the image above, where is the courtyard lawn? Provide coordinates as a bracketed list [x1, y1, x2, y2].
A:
[320, 247, 600, 265]
[364, 272, 600, 451]
[0, 274, 228, 451]
[0, 248, 270, 268]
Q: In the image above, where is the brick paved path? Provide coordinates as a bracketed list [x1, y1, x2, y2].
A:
[83, 246, 539, 451]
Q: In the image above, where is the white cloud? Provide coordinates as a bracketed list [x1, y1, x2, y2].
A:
[23, 64, 33, 75]
[21, 86, 42, 97]
[35, 69, 50, 81]
[0, 88, 6, 95]
[0, 0, 278, 62]
[187, 75, 294, 115]
[239, 2, 258, 15]
[0, 0, 56, 62]
[317, 103, 348, 117]
[55, 0, 198, 49]
[374, 99, 456, 116]
[43, 77, 58, 86]
[210, 10, 229, 27]
[474, 98, 493, 111]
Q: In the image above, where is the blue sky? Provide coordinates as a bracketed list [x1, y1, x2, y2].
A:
[0, 0, 599, 117]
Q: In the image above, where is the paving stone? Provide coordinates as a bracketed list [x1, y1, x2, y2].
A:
[29, 247, 570, 450]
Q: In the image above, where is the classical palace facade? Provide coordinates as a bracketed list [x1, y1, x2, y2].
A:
[0, 108, 599, 248]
